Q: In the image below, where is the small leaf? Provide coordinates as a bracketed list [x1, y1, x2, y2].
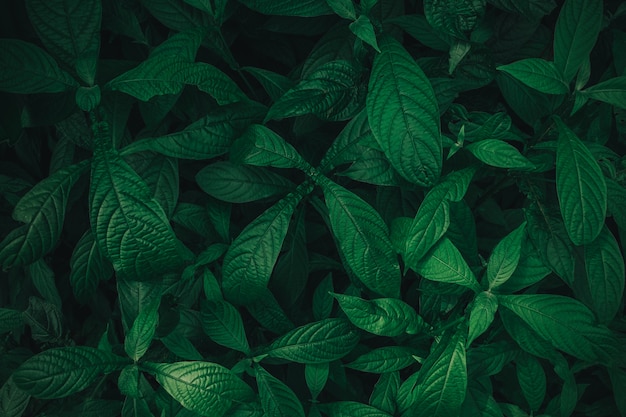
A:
[230, 124, 307, 169]
[350, 15, 381, 52]
[467, 291, 498, 345]
[124, 298, 160, 362]
[305, 363, 329, 399]
[553, 0, 603, 82]
[344, 347, 419, 373]
[367, 35, 441, 186]
[142, 361, 255, 417]
[497, 59, 569, 94]
[581, 76, 626, 109]
[320, 401, 393, 417]
[370, 372, 400, 415]
[487, 222, 526, 290]
[13, 347, 128, 399]
[555, 117, 607, 245]
[516, 353, 546, 411]
[255, 366, 305, 417]
[466, 139, 535, 170]
[265, 318, 360, 364]
[333, 293, 424, 337]
[201, 299, 250, 354]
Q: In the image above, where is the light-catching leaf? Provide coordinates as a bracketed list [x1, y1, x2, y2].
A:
[581, 76, 626, 109]
[349, 15, 381, 52]
[553, 0, 603, 82]
[344, 347, 419, 373]
[466, 139, 535, 170]
[265, 318, 360, 364]
[487, 222, 526, 290]
[467, 291, 498, 345]
[124, 298, 160, 362]
[367, 35, 441, 186]
[201, 299, 250, 354]
[255, 366, 305, 417]
[0, 39, 78, 94]
[332, 293, 424, 336]
[555, 117, 607, 245]
[320, 178, 401, 298]
[230, 124, 307, 169]
[142, 361, 255, 417]
[13, 347, 128, 399]
[497, 58, 569, 94]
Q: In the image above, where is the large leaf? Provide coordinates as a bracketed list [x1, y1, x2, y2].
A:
[13, 347, 128, 399]
[0, 161, 88, 270]
[69, 230, 114, 302]
[230, 124, 307, 169]
[90, 122, 186, 281]
[424, 0, 486, 38]
[487, 222, 526, 290]
[142, 361, 255, 417]
[332, 293, 424, 336]
[238, 0, 333, 16]
[466, 139, 535, 170]
[26, 0, 101, 84]
[200, 299, 250, 354]
[583, 226, 625, 323]
[221, 185, 307, 304]
[265, 318, 360, 364]
[255, 366, 305, 417]
[321, 401, 393, 417]
[555, 117, 607, 245]
[497, 58, 569, 94]
[370, 372, 400, 415]
[0, 39, 78, 94]
[344, 346, 420, 373]
[0, 376, 31, 417]
[553, 0, 603, 82]
[320, 178, 401, 298]
[124, 298, 160, 362]
[516, 353, 546, 412]
[196, 161, 295, 203]
[367, 35, 441, 186]
[467, 291, 498, 345]
[581, 76, 626, 109]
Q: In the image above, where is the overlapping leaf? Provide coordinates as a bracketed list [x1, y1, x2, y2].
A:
[344, 347, 419, 373]
[487, 222, 526, 290]
[255, 366, 305, 417]
[230, 124, 307, 169]
[201, 299, 250, 354]
[581, 76, 626, 108]
[497, 58, 569, 94]
[466, 139, 535, 170]
[124, 298, 160, 361]
[238, 0, 333, 16]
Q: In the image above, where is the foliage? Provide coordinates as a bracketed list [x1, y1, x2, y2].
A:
[1, 0, 626, 416]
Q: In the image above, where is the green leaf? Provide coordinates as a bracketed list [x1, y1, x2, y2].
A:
[332, 293, 424, 337]
[247, 288, 295, 334]
[499, 294, 621, 364]
[0, 39, 78, 94]
[326, 0, 356, 19]
[124, 298, 160, 362]
[424, 0, 486, 39]
[516, 353, 546, 412]
[242, 67, 293, 101]
[13, 347, 127, 399]
[370, 372, 400, 415]
[266, 60, 364, 122]
[466, 139, 535, 170]
[238, 0, 333, 16]
[0, 308, 23, 335]
[487, 222, 526, 290]
[230, 124, 307, 169]
[255, 366, 305, 417]
[319, 109, 372, 173]
[265, 318, 360, 364]
[344, 346, 419, 373]
[581, 76, 626, 109]
[386, 15, 451, 51]
[321, 401, 393, 417]
[90, 123, 186, 281]
[414, 237, 481, 292]
[487, 0, 556, 19]
[367, 35, 441, 186]
[0, 376, 31, 417]
[553, 0, 603, 82]
[312, 273, 335, 320]
[584, 226, 625, 323]
[142, 361, 255, 417]
[197, 161, 295, 203]
[126, 152, 179, 218]
[467, 291, 498, 345]
[555, 117, 607, 245]
[496, 72, 553, 126]
[26, 259, 61, 309]
[497, 58, 569, 94]
[26, 0, 101, 84]
[305, 363, 329, 399]
[320, 178, 401, 298]
[122, 102, 265, 160]
[0, 161, 88, 270]
[201, 299, 250, 354]
[222, 185, 308, 304]
[350, 15, 381, 52]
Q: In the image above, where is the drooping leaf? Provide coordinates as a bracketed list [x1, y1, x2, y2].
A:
[230, 124, 307, 169]
[466, 139, 535, 170]
[516, 353, 546, 412]
[13, 347, 128, 399]
[201, 299, 250, 354]
[367, 35, 441, 186]
[265, 318, 360, 364]
[467, 291, 498, 345]
[319, 178, 401, 298]
[321, 401, 393, 417]
[238, 0, 333, 16]
[26, 0, 101, 84]
[344, 346, 420, 373]
[553, 0, 603, 82]
[0, 161, 89, 270]
[487, 221, 526, 290]
[196, 161, 296, 203]
[90, 122, 186, 281]
[332, 293, 424, 337]
[581, 76, 626, 109]
[255, 366, 305, 417]
[0, 39, 78, 94]
[124, 298, 160, 362]
[555, 116, 607, 245]
[497, 58, 569, 94]
[142, 361, 255, 417]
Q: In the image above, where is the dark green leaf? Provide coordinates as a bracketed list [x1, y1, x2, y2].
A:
[350, 15, 381, 52]
[488, 0, 556, 19]
[487, 222, 526, 290]
[424, 0, 486, 39]
[516, 353, 546, 412]
[242, 67, 293, 102]
[344, 347, 419, 373]
[370, 372, 400, 415]
[238, 0, 333, 16]
[466, 139, 535, 170]
[367, 35, 441, 186]
[305, 363, 329, 399]
[0, 377, 31, 417]
[0, 308, 23, 335]
[201, 299, 250, 354]
[467, 291, 498, 345]
[255, 366, 305, 417]
[497, 58, 569, 94]
[124, 298, 160, 361]
[581, 76, 626, 109]
[321, 401, 393, 417]
[230, 124, 307, 169]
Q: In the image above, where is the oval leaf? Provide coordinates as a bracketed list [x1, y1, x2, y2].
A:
[466, 139, 535, 170]
[581, 76, 626, 109]
[487, 221, 526, 290]
[201, 299, 250, 354]
[467, 291, 498, 346]
[344, 346, 419, 373]
[124, 298, 160, 362]
[230, 124, 306, 169]
[256, 366, 305, 417]
[497, 58, 569, 94]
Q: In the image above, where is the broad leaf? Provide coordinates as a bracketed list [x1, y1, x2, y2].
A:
[497, 59, 569, 94]
[142, 361, 255, 417]
[0, 308, 23, 335]
[344, 346, 419, 373]
[319, 109, 373, 173]
[230, 124, 307, 169]
[370, 372, 400, 415]
[26, 0, 101, 84]
[69, 230, 114, 302]
[467, 291, 498, 345]
[13, 347, 127, 399]
[238, 0, 333, 16]
[201, 299, 250, 354]
[581, 76, 626, 109]
[242, 67, 293, 101]
[0, 377, 31, 417]
[553, 0, 603, 82]
[466, 139, 534, 170]
[255, 366, 305, 417]
[320, 178, 401, 298]
[0, 39, 78, 94]
[305, 363, 329, 399]
[332, 293, 424, 336]
[555, 117, 607, 245]
[424, 0, 486, 38]
[124, 298, 160, 361]
[321, 401, 393, 417]
[367, 35, 441, 186]
[265, 318, 360, 364]
[487, 222, 526, 290]
[516, 353, 546, 412]
[326, 0, 356, 19]
[350, 15, 381, 52]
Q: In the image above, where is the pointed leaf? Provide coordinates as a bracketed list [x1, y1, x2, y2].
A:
[305, 363, 329, 399]
[516, 353, 546, 411]
[0, 377, 31, 417]
[265, 318, 360, 364]
[256, 366, 305, 417]
[124, 298, 160, 362]
[345, 346, 420, 373]
[424, 0, 486, 38]
[326, 0, 356, 19]
[242, 67, 293, 101]
[497, 59, 569, 94]
[350, 15, 381, 52]
[230, 124, 307, 169]
[466, 139, 534, 170]
[0, 308, 23, 335]
[467, 291, 498, 345]
[201, 299, 250, 354]
[581, 76, 626, 109]
[487, 222, 526, 290]
[142, 361, 255, 417]
[370, 372, 400, 415]
[367, 35, 441, 186]
[13, 347, 128, 399]
[321, 401, 393, 417]
[555, 117, 607, 245]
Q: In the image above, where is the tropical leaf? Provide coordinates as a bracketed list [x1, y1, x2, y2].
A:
[124, 298, 160, 361]
[370, 372, 400, 415]
[326, 0, 356, 19]
[321, 401, 393, 417]
[201, 299, 250, 354]
[305, 363, 329, 399]
[349, 15, 381, 52]
[497, 58, 569, 94]
[467, 291, 498, 345]
[0, 308, 23, 335]
[238, 0, 333, 16]
[466, 139, 535, 170]
[581, 76, 626, 109]
[255, 366, 305, 417]
[0, 377, 31, 417]
[424, 0, 486, 38]
[367, 35, 441, 186]
[230, 124, 307, 169]
[487, 222, 526, 290]
[242, 67, 293, 101]
[516, 353, 546, 411]
[344, 346, 419, 373]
